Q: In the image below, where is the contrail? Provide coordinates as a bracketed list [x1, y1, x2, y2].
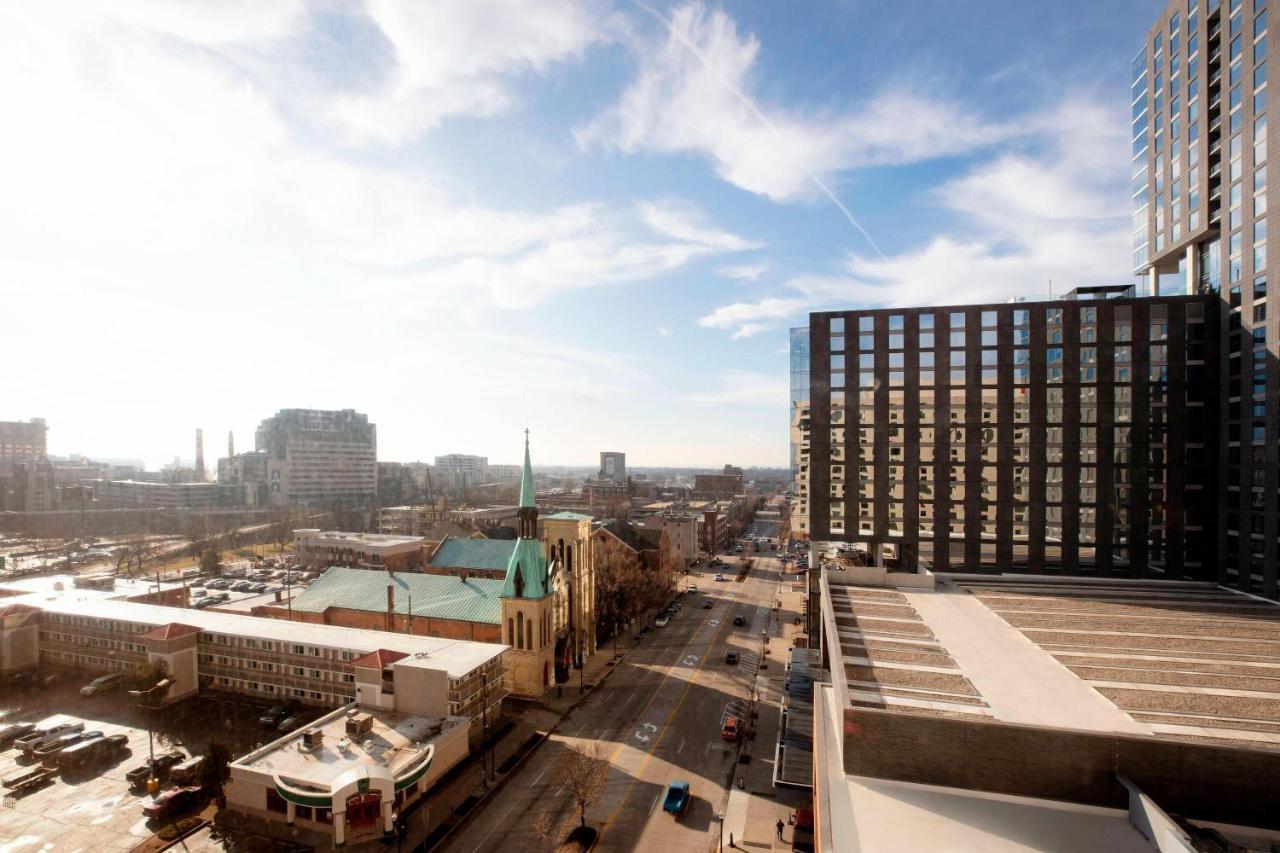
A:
[629, 0, 888, 260]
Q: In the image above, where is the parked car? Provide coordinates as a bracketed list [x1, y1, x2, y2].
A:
[655, 614, 669, 628]
[167, 755, 205, 786]
[715, 573, 725, 582]
[702, 599, 713, 609]
[57, 734, 128, 771]
[725, 651, 739, 665]
[721, 716, 741, 742]
[259, 705, 291, 728]
[250, 583, 269, 593]
[0, 722, 37, 750]
[662, 781, 691, 816]
[142, 785, 202, 821]
[126, 750, 187, 788]
[36, 730, 101, 764]
[277, 715, 303, 733]
[233, 581, 254, 592]
[205, 579, 227, 590]
[80, 672, 125, 696]
[733, 615, 745, 626]
[18, 722, 84, 756]
[190, 588, 207, 599]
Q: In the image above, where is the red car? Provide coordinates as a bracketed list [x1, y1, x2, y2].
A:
[142, 785, 202, 821]
[721, 716, 741, 742]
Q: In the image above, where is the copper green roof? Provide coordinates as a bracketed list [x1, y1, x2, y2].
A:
[519, 431, 535, 509]
[501, 538, 551, 599]
[291, 567, 502, 625]
[429, 538, 517, 571]
[546, 511, 592, 521]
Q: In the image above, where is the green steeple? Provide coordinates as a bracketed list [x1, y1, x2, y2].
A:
[519, 428, 535, 509]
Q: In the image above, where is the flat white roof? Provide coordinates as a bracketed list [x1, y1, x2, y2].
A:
[296, 530, 425, 549]
[233, 705, 467, 783]
[1, 583, 505, 679]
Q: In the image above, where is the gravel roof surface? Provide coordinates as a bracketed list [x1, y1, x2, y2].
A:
[1097, 687, 1280, 723]
[1067, 665, 1280, 693]
[845, 664, 978, 695]
[1054, 654, 1280, 679]
[1131, 712, 1280, 735]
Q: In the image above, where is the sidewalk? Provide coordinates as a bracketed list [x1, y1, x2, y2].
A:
[723, 565, 811, 851]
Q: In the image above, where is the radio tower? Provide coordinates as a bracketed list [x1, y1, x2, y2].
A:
[195, 429, 206, 482]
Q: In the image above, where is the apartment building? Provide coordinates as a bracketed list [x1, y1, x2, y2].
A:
[91, 479, 243, 510]
[1138, 0, 1280, 597]
[0, 582, 506, 744]
[797, 287, 1221, 580]
[256, 409, 377, 508]
[0, 418, 47, 467]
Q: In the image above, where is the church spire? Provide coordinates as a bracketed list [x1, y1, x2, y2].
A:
[518, 429, 537, 539]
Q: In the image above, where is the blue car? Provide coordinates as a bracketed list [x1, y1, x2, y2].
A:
[663, 781, 690, 816]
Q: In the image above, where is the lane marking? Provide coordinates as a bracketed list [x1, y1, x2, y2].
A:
[471, 801, 518, 852]
[529, 770, 545, 788]
[677, 737, 686, 753]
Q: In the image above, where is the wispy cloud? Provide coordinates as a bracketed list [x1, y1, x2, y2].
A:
[330, 0, 609, 144]
[697, 96, 1133, 336]
[579, 2, 1010, 205]
[658, 325, 674, 336]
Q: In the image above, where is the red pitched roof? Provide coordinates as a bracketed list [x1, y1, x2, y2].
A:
[140, 622, 202, 641]
[350, 648, 408, 669]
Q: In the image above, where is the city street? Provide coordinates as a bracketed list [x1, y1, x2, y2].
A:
[443, 552, 789, 853]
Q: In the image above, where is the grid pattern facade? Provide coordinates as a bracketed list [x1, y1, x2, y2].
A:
[0, 419, 47, 466]
[805, 295, 1219, 580]
[1139, 0, 1280, 596]
[256, 409, 377, 507]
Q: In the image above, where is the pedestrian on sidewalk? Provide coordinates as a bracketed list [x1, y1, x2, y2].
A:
[776, 818, 785, 839]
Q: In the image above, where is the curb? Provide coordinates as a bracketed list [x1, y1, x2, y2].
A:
[425, 638, 640, 851]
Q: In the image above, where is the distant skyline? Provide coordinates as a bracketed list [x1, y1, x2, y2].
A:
[1, 1, 1158, 468]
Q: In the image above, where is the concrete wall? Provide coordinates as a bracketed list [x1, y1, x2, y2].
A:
[842, 707, 1280, 830]
[392, 662, 449, 717]
[0, 621, 38, 672]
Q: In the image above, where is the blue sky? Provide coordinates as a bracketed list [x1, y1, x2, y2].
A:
[0, 1, 1158, 468]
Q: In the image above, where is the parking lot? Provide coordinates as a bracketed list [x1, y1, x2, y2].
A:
[0, 671, 324, 852]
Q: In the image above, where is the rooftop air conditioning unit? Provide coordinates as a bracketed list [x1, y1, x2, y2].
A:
[302, 728, 323, 750]
[345, 713, 374, 737]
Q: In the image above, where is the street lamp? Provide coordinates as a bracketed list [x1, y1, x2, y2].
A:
[718, 811, 725, 853]
[128, 677, 172, 794]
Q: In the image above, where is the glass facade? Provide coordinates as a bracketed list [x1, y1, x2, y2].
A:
[804, 294, 1218, 579]
[790, 326, 811, 538]
[1140, 0, 1277, 596]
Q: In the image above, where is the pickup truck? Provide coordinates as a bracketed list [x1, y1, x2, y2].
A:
[57, 734, 128, 770]
[126, 750, 187, 788]
[1, 764, 57, 794]
[18, 722, 85, 757]
[37, 730, 102, 765]
[662, 781, 691, 816]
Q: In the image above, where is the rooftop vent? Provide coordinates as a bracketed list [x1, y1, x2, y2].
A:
[337, 737, 351, 752]
[362, 738, 374, 751]
[302, 728, 323, 750]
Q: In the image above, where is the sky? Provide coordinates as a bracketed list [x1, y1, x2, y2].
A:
[0, 0, 1160, 469]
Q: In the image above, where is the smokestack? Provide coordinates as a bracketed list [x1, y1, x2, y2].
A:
[387, 583, 395, 631]
[195, 429, 205, 481]
[228, 431, 235, 459]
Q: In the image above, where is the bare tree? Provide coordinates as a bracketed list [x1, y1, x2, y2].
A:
[550, 743, 609, 829]
[269, 509, 293, 552]
[531, 810, 560, 849]
[594, 536, 643, 657]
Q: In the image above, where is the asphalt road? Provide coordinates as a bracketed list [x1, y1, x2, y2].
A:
[443, 552, 783, 853]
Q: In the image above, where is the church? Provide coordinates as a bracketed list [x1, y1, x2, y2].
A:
[274, 432, 597, 697]
[496, 430, 597, 695]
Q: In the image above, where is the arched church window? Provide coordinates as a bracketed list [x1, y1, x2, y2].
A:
[517, 612, 524, 649]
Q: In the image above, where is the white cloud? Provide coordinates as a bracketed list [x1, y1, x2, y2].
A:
[717, 262, 770, 281]
[0, 3, 763, 467]
[697, 97, 1134, 335]
[578, 2, 1009, 202]
[684, 370, 788, 405]
[658, 326, 674, 336]
[330, 0, 607, 143]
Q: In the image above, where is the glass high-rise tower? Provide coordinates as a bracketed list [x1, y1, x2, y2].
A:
[1136, 0, 1278, 596]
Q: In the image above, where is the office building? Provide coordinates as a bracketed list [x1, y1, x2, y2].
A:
[0, 418, 47, 467]
[92, 478, 243, 510]
[293, 530, 427, 571]
[433, 454, 488, 483]
[598, 451, 626, 483]
[255, 409, 377, 508]
[1137, 0, 1280, 600]
[798, 289, 1222, 580]
[693, 467, 744, 498]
